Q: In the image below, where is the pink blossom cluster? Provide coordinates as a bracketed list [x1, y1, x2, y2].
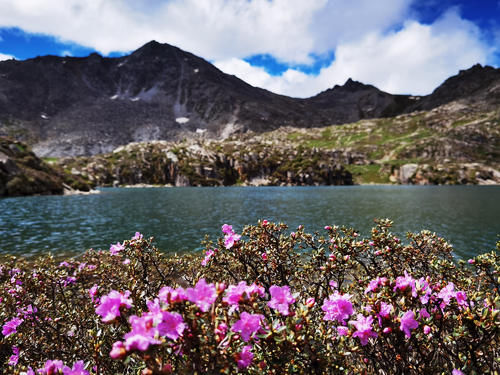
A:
[222, 224, 241, 249]
[267, 285, 296, 316]
[95, 290, 133, 322]
[437, 282, 468, 310]
[321, 292, 354, 324]
[318, 271, 471, 347]
[109, 241, 125, 256]
[201, 248, 216, 266]
[2, 317, 23, 337]
[25, 359, 89, 375]
[223, 281, 265, 310]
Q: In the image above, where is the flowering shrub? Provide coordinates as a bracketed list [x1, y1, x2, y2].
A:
[0, 219, 498, 374]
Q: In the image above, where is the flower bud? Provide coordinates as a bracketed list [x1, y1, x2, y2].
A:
[306, 297, 315, 308]
[109, 341, 126, 359]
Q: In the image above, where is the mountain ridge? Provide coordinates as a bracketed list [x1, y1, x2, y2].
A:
[0, 40, 499, 157]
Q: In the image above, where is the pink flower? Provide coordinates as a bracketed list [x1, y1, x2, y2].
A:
[365, 277, 387, 294]
[95, 290, 133, 322]
[377, 302, 393, 326]
[157, 311, 186, 340]
[109, 242, 125, 255]
[337, 326, 349, 336]
[379, 302, 393, 318]
[420, 308, 430, 319]
[400, 311, 419, 338]
[224, 233, 241, 249]
[245, 283, 265, 298]
[349, 314, 377, 346]
[237, 345, 254, 369]
[452, 370, 464, 375]
[186, 279, 217, 312]
[438, 282, 456, 309]
[467, 259, 475, 264]
[132, 232, 143, 240]
[224, 281, 250, 306]
[423, 325, 431, 335]
[2, 317, 23, 337]
[37, 360, 64, 374]
[268, 285, 295, 316]
[62, 360, 89, 375]
[455, 291, 468, 307]
[63, 276, 77, 287]
[8, 346, 19, 366]
[322, 292, 354, 324]
[394, 271, 417, 297]
[261, 252, 268, 260]
[201, 249, 215, 266]
[122, 258, 130, 265]
[124, 315, 162, 351]
[417, 277, 432, 304]
[306, 297, 315, 308]
[89, 285, 99, 302]
[222, 224, 241, 249]
[215, 322, 228, 340]
[158, 286, 188, 304]
[231, 312, 265, 342]
[222, 224, 234, 234]
[109, 341, 126, 359]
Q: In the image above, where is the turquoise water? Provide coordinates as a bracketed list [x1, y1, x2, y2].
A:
[0, 186, 499, 259]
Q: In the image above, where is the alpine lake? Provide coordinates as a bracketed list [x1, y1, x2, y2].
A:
[1, 185, 499, 260]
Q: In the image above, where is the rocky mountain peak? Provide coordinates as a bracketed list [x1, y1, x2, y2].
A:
[0, 40, 498, 157]
[408, 64, 500, 111]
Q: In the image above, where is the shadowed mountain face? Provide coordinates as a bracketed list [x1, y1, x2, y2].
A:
[0, 41, 499, 157]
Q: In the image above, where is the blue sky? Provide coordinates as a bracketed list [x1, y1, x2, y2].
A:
[0, 0, 498, 97]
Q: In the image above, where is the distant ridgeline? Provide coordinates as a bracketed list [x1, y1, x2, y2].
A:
[0, 41, 499, 188]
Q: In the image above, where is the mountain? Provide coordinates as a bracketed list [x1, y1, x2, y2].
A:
[0, 41, 499, 157]
[0, 41, 407, 157]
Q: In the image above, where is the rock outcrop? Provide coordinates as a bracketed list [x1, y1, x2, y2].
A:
[59, 139, 353, 187]
[0, 137, 94, 196]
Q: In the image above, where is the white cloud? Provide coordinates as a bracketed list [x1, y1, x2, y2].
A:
[0, 1, 495, 96]
[0, 0, 412, 63]
[0, 52, 15, 61]
[215, 9, 491, 96]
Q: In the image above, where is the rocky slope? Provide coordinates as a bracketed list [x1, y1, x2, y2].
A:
[3, 41, 498, 158]
[58, 100, 499, 186]
[59, 138, 353, 187]
[0, 137, 94, 196]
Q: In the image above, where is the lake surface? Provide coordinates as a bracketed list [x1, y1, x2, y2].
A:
[1, 186, 499, 259]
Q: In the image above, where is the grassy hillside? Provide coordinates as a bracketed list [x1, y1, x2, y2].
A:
[264, 102, 499, 184]
[57, 102, 499, 186]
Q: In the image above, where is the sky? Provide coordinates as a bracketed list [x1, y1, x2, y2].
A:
[0, 0, 499, 98]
